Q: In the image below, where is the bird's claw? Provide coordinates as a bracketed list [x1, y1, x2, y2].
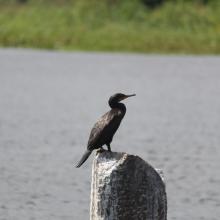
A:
[96, 148, 105, 154]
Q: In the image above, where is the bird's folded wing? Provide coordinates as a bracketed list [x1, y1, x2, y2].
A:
[87, 110, 120, 148]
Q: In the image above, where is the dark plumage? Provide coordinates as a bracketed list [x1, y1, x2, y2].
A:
[75, 93, 135, 168]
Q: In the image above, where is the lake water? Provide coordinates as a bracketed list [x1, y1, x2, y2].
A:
[0, 49, 220, 220]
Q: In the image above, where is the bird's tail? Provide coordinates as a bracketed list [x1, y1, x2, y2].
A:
[75, 150, 92, 168]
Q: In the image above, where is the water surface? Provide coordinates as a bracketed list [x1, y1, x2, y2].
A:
[0, 49, 220, 220]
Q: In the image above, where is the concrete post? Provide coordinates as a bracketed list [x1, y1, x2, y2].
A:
[90, 151, 167, 220]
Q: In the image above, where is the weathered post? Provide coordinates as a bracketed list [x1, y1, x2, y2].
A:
[90, 151, 167, 220]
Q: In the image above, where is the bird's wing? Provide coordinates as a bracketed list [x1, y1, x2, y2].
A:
[87, 109, 122, 149]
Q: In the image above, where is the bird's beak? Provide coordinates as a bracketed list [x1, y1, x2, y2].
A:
[124, 94, 136, 99]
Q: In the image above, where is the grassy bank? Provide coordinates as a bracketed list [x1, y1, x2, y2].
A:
[0, 0, 220, 54]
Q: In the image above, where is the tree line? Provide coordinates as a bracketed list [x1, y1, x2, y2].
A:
[5, 0, 215, 8]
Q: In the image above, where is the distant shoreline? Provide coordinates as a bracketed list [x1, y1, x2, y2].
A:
[1, 47, 220, 57]
[0, 1, 219, 54]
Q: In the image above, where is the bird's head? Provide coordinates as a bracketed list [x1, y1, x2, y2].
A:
[109, 93, 136, 105]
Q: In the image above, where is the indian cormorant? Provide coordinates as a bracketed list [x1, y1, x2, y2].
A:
[75, 93, 135, 168]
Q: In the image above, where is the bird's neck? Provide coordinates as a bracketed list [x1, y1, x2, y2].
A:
[109, 102, 126, 114]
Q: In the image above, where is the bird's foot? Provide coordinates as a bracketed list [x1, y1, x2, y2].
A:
[96, 148, 105, 154]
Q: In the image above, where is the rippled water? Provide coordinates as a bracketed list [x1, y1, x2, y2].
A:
[0, 49, 220, 220]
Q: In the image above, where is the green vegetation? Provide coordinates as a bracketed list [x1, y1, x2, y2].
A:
[0, 0, 220, 54]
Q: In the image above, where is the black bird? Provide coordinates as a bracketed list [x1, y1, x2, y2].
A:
[75, 93, 135, 168]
